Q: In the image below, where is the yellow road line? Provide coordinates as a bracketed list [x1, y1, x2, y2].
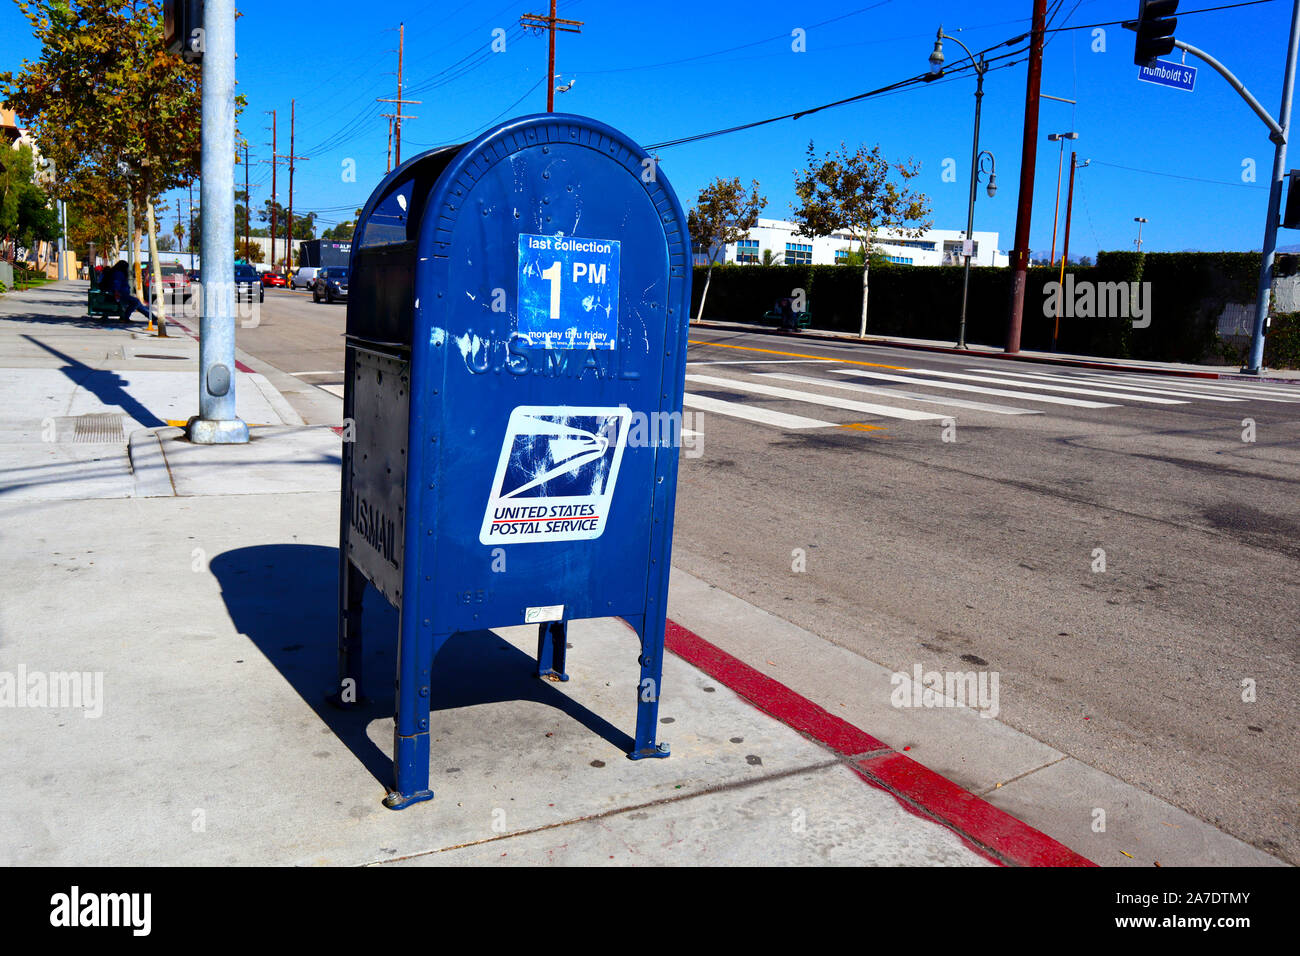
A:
[840, 422, 888, 436]
[687, 339, 910, 370]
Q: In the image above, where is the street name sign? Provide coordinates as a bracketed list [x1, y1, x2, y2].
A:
[1138, 59, 1197, 92]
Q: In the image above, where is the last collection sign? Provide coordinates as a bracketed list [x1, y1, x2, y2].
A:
[517, 234, 621, 349]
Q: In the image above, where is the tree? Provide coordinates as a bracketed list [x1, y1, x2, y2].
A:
[236, 238, 265, 264]
[687, 177, 765, 322]
[258, 199, 316, 240]
[0, 144, 61, 266]
[321, 221, 356, 241]
[791, 141, 930, 337]
[235, 189, 252, 240]
[2, 0, 205, 317]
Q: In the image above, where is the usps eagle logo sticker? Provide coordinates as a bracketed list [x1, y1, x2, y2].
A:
[480, 406, 633, 545]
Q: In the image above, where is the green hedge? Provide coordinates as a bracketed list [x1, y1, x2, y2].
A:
[691, 251, 1284, 363]
[1217, 311, 1300, 369]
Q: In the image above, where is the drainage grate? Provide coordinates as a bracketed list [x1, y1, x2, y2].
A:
[72, 413, 125, 443]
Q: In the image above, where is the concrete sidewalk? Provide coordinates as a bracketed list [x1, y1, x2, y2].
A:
[0, 283, 1282, 866]
[691, 316, 1300, 383]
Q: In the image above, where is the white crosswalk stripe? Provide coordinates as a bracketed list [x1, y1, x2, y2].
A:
[893, 367, 1188, 404]
[963, 368, 1245, 402]
[685, 374, 949, 421]
[1068, 372, 1300, 402]
[682, 393, 836, 429]
[758, 372, 1042, 415]
[679, 360, 1294, 438]
[829, 368, 1118, 408]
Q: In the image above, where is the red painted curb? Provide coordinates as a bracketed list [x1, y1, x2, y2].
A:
[665, 621, 888, 757]
[855, 752, 1093, 868]
[664, 619, 1095, 868]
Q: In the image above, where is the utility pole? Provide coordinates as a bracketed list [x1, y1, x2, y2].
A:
[1052, 152, 1085, 352]
[191, 0, 248, 444]
[521, 1, 583, 111]
[264, 109, 277, 268]
[1133, 216, 1148, 251]
[1004, 0, 1048, 354]
[378, 23, 420, 167]
[187, 180, 194, 254]
[280, 99, 309, 272]
[242, 142, 250, 258]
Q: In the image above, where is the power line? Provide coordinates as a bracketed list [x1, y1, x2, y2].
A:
[1042, 0, 1278, 34]
[407, 74, 549, 149]
[1089, 159, 1269, 188]
[644, 37, 1028, 151]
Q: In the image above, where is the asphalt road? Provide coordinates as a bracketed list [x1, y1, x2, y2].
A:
[238, 290, 1300, 863]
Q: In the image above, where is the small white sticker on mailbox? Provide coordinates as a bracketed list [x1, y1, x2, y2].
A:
[480, 405, 632, 545]
[525, 605, 565, 623]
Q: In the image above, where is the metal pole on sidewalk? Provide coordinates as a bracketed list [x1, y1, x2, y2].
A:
[125, 197, 135, 283]
[1245, 0, 1300, 373]
[957, 55, 987, 351]
[189, 0, 248, 444]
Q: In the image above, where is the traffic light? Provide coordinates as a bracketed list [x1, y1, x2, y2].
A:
[1283, 170, 1300, 229]
[1134, 0, 1179, 66]
[164, 0, 204, 62]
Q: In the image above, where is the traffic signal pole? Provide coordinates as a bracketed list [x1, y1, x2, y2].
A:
[1128, 1, 1300, 372]
[1243, 0, 1300, 373]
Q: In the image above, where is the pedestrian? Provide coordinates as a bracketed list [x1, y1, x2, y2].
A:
[101, 260, 153, 323]
[777, 295, 797, 333]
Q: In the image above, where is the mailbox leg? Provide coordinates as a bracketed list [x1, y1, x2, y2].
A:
[328, 561, 367, 708]
[536, 621, 569, 682]
[628, 615, 671, 761]
[385, 625, 438, 810]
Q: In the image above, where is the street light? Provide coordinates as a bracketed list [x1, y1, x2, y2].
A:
[1052, 154, 1091, 352]
[927, 25, 994, 350]
[1047, 131, 1078, 267]
[1134, 216, 1148, 251]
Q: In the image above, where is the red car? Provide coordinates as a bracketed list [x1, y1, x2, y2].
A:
[157, 264, 193, 302]
[261, 271, 287, 288]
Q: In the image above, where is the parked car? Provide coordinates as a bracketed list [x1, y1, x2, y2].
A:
[234, 264, 265, 303]
[261, 271, 287, 288]
[312, 267, 349, 304]
[290, 267, 319, 290]
[159, 264, 193, 302]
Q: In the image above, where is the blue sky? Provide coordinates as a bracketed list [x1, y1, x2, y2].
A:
[1, 0, 1293, 256]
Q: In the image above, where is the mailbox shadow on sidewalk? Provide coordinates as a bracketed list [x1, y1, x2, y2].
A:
[211, 543, 633, 791]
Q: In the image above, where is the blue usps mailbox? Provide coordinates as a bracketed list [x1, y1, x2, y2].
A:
[335, 114, 692, 809]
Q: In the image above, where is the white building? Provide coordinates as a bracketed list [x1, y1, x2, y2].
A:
[721, 218, 1008, 268]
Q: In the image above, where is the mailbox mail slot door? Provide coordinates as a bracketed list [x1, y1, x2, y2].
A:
[410, 116, 689, 635]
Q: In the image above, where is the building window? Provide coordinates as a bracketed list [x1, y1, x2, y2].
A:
[884, 255, 914, 265]
[785, 242, 812, 265]
[736, 238, 760, 264]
